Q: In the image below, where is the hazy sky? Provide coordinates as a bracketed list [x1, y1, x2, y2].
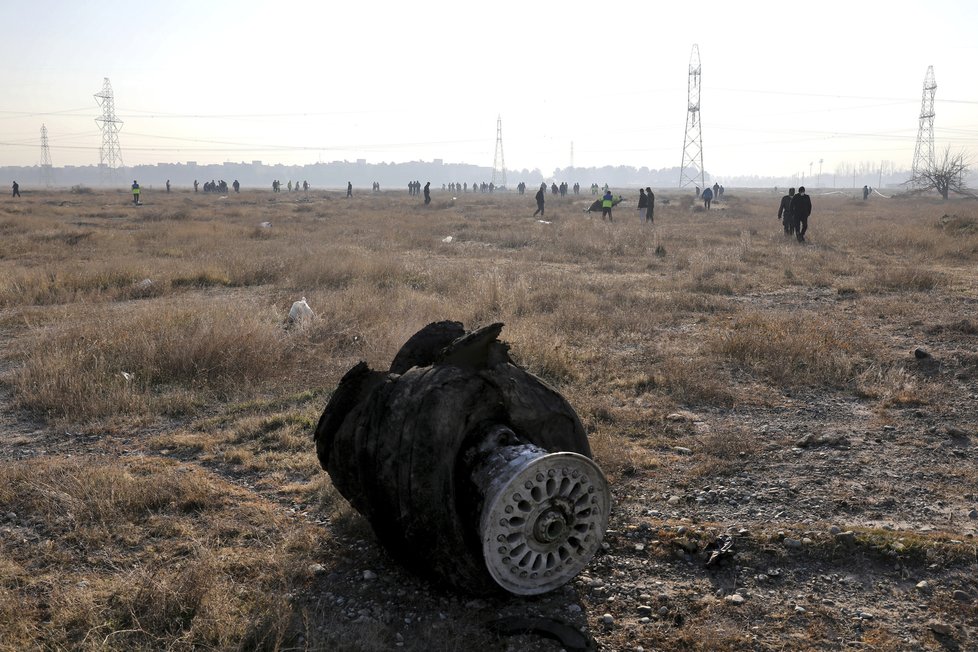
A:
[1, 0, 976, 179]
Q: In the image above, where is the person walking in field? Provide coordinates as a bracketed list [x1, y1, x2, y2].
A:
[790, 186, 812, 243]
[601, 189, 614, 221]
[533, 183, 545, 217]
[423, 181, 431, 205]
[131, 180, 140, 205]
[347, 181, 353, 197]
[12, 181, 20, 198]
[637, 188, 647, 222]
[645, 187, 655, 223]
[702, 186, 713, 210]
[165, 179, 171, 193]
[778, 187, 796, 235]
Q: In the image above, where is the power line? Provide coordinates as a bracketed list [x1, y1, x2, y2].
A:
[39, 124, 53, 187]
[492, 114, 506, 188]
[94, 77, 124, 182]
[679, 44, 705, 190]
[911, 66, 937, 185]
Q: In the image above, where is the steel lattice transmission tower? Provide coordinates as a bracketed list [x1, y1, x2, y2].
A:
[910, 65, 937, 185]
[94, 77, 124, 183]
[39, 124, 54, 188]
[491, 114, 507, 188]
[679, 44, 705, 190]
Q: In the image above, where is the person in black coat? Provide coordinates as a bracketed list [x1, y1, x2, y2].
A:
[423, 181, 431, 205]
[778, 187, 796, 235]
[790, 186, 812, 243]
[533, 183, 545, 217]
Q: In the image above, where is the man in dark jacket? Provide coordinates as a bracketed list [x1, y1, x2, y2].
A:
[778, 187, 796, 235]
[533, 183, 545, 217]
[645, 187, 655, 223]
[790, 186, 812, 243]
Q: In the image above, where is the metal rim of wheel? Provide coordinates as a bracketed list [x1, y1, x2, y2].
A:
[480, 452, 610, 595]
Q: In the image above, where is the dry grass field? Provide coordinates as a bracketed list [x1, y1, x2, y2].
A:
[0, 185, 976, 651]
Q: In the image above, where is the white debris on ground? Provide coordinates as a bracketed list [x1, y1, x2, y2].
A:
[288, 297, 314, 325]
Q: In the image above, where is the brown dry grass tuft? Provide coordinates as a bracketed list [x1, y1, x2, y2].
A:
[709, 311, 875, 387]
[0, 456, 315, 650]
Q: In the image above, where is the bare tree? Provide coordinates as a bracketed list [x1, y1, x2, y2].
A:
[911, 146, 973, 199]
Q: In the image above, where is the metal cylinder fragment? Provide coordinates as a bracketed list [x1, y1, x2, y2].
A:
[314, 321, 610, 595]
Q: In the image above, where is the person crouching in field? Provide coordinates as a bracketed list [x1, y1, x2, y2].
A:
[790, 186, 812, 243]
[702, 186, 713, 210]
[778, 187, 795, 236]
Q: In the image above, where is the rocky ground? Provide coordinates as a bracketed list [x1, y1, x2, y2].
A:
[2, 348, 975, 651]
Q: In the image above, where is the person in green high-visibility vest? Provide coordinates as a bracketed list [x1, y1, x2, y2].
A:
[131, 180, 140, 205]
[601, 189, 614, 222]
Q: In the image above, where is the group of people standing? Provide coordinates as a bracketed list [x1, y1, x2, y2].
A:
[777, 186, 813, 242]
[532, 185, 655, 223]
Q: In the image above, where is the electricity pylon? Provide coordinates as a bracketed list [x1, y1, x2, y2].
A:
[94, 77, 124, 184]
[40, 124, 54, 188]
[679, 45, 705, 190]
[910, 65, 936, 186]
[492, 114, 506, 189]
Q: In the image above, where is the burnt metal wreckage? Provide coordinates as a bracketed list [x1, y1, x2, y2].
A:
[314, 321, 611, 596]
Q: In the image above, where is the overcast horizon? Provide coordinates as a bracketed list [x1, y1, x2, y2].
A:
[2, 0, 976, 179]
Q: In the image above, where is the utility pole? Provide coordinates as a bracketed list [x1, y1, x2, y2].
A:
[679, 44, 705, 191]
[910, 66, 936, 186]
[94, 77, 124, 185]
[39, 124, 54, 188]
[491, 114, 506, 189]
[817, 158, 823, 187]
